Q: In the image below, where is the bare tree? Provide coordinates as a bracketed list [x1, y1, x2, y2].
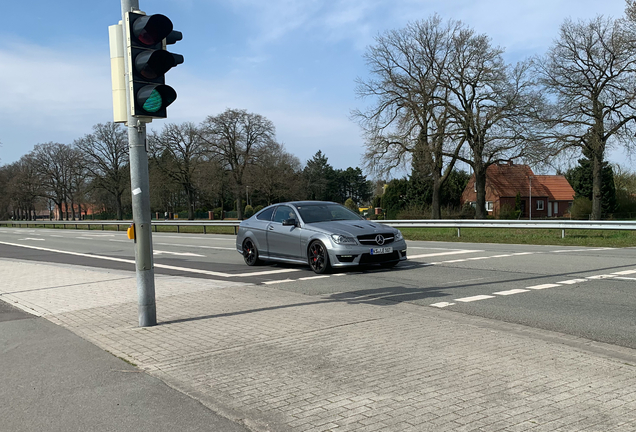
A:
[149, 122, 209, 220]
[74, 122, 129, 220]
[30, 143, 75, 220]
[442, 28, 541, 219]
[199, 109, 276, 219]
[534, 15, 636, 220]
[247, 141, 302, 205]
[353, 16, 464, 219]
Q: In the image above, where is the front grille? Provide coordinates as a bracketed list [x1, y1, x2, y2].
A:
[357, 233, 395, 246]
[359, 251, 400, 264]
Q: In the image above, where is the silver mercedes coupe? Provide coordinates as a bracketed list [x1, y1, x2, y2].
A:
[236, 201, 407, 274]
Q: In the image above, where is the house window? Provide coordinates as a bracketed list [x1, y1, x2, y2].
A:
[473, 183, 477, 192]
[486, 201, 493, 211]
[553, 202, 558, 215]
[536, 200, 544, 210]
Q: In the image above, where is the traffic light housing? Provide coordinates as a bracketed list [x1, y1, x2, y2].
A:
[125, 11, 183, 119]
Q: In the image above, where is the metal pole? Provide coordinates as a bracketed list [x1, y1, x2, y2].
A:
[121, 0, 156, 327]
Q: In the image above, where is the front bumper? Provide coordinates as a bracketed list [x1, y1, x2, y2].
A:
[327, 240, 407, 267]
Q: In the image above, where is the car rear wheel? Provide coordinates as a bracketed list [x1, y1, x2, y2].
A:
[308, 241, 330, 274]
[243, 238, 260, 266]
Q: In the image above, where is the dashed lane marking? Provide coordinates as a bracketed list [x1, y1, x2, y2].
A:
[455, 295, 496, 302]
[556, 279, 588, 285]
[430, 302, 456, 308]
[407, 250, 483, 259]
[527, 283, 561, 290]
[493, 289, 530, 296]
[298, 275, 331, 281]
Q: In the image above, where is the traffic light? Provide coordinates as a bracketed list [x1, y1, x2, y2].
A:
[125, 11, 183, 119]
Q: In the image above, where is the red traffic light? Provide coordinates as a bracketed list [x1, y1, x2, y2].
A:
[132, 14, 173, 46]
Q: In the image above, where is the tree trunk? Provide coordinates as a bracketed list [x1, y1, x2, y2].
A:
[431, 175, 442, 219]
[591, 155, 603, 220]
[473, 162, 487, 219]
[236, 196, 244, 220]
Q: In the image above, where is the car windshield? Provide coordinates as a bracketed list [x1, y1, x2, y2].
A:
[295, 204, 363, 223]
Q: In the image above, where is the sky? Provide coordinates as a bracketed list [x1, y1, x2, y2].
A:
[0, 0, 632, 176]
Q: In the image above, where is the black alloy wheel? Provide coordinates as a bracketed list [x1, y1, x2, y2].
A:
[243, 238, 260, 266]
[308, 241, 330, 274]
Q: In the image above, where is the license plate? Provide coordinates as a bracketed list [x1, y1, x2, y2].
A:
[370, 247, 392, 255]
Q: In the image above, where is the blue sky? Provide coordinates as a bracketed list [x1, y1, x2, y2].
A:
[0, 0, 631, 174]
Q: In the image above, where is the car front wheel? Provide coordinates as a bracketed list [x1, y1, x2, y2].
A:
[243, 238, 260, 266]
[308, 241, 330, 274]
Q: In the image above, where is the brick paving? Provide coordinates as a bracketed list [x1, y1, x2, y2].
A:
[2, 258, 636, 431]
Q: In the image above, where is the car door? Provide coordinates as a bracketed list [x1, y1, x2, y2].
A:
[266, 205, 303, 259]
[251, 206, 275, 255]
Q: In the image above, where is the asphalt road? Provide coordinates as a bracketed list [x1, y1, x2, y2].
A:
[0, 300, 250, 432]
[1, 226, 635, 350]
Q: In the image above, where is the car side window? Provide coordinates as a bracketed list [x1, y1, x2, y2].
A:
[273, 205, 295, 223]
[256, 207, 275, 221]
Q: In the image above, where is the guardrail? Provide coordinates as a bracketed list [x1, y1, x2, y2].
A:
[2, 219, 635, 238]
[382, 219, 636, 238]
[0, 220, 242, 234]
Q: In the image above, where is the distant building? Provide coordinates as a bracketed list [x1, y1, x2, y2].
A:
[460, 161, 575, 218]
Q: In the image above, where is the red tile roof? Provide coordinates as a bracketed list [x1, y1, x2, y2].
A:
[533, 175, 575, 201]
[486, 164, 551, 198]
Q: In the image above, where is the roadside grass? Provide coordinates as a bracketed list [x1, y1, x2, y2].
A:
[400, 227, 636, 248]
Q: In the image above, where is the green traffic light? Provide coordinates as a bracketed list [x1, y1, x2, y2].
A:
[142, 90, 163, 112]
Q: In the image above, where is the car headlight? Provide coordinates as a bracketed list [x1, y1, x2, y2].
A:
[395, 230, 403, 241]
[331, 234, 357, 245]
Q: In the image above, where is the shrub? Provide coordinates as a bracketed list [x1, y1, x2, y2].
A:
[498, 203, 520, 219]
[570, 196, 592, 219]
[344, 198, 359, 213]
[244, 205, 255, 218]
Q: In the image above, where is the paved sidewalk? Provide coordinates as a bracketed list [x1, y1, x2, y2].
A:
[2, 257, 636, 431]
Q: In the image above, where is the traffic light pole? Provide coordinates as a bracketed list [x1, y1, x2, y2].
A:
[121, 0, 156, 327]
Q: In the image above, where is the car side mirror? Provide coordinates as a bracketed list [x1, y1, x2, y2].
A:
[282, 218, 297, 226]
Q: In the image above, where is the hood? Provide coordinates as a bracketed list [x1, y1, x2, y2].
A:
[306, 220, 395, 236]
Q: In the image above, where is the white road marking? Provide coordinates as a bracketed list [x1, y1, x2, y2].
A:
[466, 257, 490, 261]
[527, 283, 561, 290]
[556, 279, 588, 285]
[0, 240, 300, 278]
[298, 275, 331, 281]
[586, 275, 615, 280]
[493, 289, 529, 296]
[614, 277, 636, 281]
[154, 242, 236, 251]
[455, 295, 496, 302]
[430, 302, 455, 308]
[511, 252, 535, 256]
[550, 248, 613, 253]
[263, 279, 296, 285]
[612, 270, 636, 275]
[442, 259, 470, 263]
[491, 254, 512, 258]
[18, 238, 45, 241]
[154, 250, 205, 257]
[408, 250, 483, 259]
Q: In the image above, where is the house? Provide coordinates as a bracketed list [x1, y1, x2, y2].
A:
[460, 161, 575, 218]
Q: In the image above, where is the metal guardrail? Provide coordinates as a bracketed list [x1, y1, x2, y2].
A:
[0, 219, 242, 234]
[2, 219, 635, 238]
[381, 219, 636, 238]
